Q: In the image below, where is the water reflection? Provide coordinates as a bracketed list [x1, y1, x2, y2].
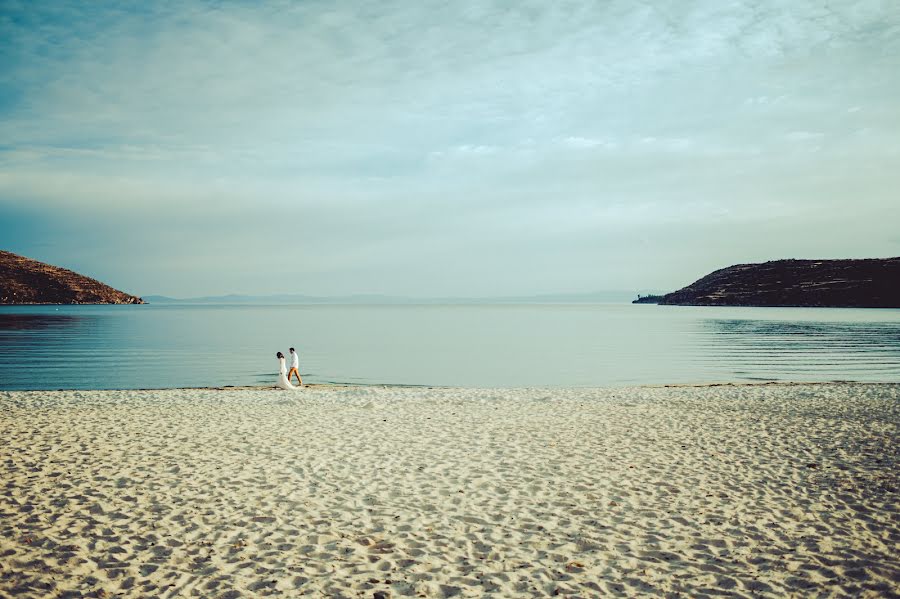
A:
[0, 305, 898, 390]
[703, 318, 900, 349]
[0, 313, 91, 331]
[698, 318, 900, 381]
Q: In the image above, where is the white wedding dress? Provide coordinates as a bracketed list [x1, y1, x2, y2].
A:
[277, 357, 297, 390]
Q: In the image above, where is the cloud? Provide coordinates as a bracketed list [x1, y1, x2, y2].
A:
[1, 0, 899, 295]
[784, 131, 825, 142]
[561, 137, 618, 150]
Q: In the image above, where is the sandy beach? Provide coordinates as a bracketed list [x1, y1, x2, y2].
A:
[1, 383, 897, 598]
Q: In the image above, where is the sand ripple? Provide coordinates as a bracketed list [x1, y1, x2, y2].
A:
[1, 383, 898, 597]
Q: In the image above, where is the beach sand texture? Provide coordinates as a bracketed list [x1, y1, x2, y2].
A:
[1, 383, 897, 598]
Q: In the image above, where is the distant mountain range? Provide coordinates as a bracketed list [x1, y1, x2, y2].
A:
[636, 258, 900, 308]
[142, 291, 644, 305]
[0, 251, 144, 305]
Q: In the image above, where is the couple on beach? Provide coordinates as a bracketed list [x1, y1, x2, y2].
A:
[276, 348, 302, 390]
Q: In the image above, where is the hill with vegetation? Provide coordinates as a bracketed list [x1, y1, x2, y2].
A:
[656, 258, 900, 308]
[0, 251, 143, 305]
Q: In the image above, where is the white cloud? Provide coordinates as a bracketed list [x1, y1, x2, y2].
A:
[784, 131, 825, 142]
[1, 0, 899, 295]
[562, 137, 618, 150]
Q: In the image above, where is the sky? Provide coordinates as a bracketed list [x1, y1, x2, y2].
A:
[1, 0, 899, 298]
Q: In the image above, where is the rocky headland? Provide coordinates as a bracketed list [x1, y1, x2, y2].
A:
[0, 250, 144, 304]
[654, 258, 899, 308]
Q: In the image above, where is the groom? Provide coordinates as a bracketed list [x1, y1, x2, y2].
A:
[288, 347, 302, 386]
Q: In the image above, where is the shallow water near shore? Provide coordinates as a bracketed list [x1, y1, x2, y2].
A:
[0, 303, 898, 390]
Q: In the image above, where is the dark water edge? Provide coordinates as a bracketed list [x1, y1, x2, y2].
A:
[1, 303, 898, 391]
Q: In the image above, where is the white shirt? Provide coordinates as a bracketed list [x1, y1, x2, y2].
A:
[290, 352, 299, 368]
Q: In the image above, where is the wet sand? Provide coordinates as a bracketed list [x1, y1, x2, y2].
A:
[1, 383, 898, 597]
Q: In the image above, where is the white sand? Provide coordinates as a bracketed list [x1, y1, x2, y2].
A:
[1, 383, 897, 598]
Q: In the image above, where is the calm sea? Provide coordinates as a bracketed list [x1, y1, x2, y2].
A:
[0, 303, 898, 390]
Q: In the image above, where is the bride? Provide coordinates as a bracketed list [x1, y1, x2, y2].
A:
[276, 351, 298, 390]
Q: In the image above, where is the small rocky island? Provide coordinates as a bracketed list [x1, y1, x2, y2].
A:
[637, 258, 900, 308]
[0, 250, 144, 304]
[632, 294, 665, 304]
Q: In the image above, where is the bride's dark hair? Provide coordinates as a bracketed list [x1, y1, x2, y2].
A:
[276, 351, 284, 359]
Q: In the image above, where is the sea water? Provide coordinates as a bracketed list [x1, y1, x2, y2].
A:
[0, 303, 898, 390]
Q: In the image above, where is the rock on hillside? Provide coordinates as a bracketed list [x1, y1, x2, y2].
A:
[0, 251, 144, 305]
[658, 258, 900, 308]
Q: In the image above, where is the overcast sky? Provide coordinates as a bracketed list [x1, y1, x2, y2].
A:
[1, 1, 898, 297]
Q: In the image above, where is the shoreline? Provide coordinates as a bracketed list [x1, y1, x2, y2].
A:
[2, 383, 897, 597]
[4, 379, 895, 394]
